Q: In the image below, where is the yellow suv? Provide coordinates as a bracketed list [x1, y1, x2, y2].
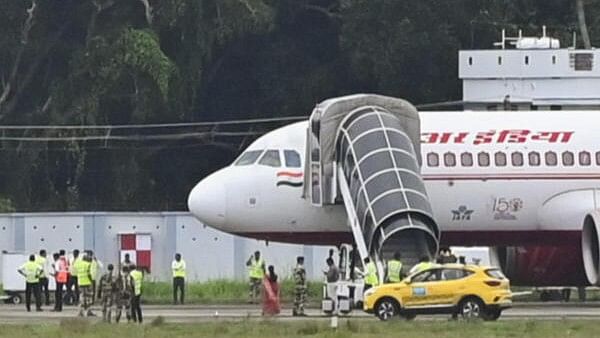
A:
[363, 264, 512, 321]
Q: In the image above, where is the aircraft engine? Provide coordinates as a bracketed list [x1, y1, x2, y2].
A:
[582, 211, 600, 285]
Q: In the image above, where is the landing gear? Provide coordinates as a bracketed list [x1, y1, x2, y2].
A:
[539, 288, 572, 302]
[561, 288, 571, 302]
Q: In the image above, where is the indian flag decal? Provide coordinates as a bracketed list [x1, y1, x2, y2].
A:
[276, 171, 303, 187]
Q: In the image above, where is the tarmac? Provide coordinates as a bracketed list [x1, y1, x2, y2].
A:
[1, 302, 600, 324]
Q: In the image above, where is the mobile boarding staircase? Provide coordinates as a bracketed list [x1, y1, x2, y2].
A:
[303, 95, 440, 313]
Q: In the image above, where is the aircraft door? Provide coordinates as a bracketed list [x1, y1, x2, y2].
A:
[308, 112, 322, 206]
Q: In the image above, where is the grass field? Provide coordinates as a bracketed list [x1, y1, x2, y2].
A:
[0, 319, 598, 338]
[141, 279, 322, 304]
[1, 280, 322, 304]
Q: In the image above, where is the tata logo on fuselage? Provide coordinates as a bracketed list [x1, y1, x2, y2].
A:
[451, 205, 474, 221]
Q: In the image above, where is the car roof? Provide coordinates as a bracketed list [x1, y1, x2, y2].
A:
[437, 263, 496, 270]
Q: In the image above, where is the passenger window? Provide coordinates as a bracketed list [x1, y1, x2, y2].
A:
[461, 152, 473, 167]
[494, 152, 507, 167]
[528, 152, 540, 166]
[511, 152, 524, 167]
[444, 152, 456, 167]
[562, 151, 574, 166]
[411, 269, 441, 283]
[545, 151, 558, 166]
[478, 152, 490, 167]
[427, 152, 439, 167]
[441, 269, 473, 281]
[258, 150, 281, 167]
[235, 150, 263, 166]
[284, 150, 301, 168]
[579, 152, 591, 166]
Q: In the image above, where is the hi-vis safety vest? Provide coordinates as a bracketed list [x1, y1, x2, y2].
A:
[76, 260, 92, 286]
[248, 258, 264, 279]
[20, 261, 42, 283]
[387, 260, 403, 283]
[364, 262, 379, 286]
[70, 257, 79, 275]
[130, 270, 143, 296]
[56, 257, 68, 284]
[172, 260, 186, 278]
[34, 255, 47, 278]
[411, 261, 434, 275]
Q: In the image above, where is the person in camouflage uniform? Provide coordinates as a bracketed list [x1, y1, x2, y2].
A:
[115, 266, 134, 323]
[97, 264, 117, 323]
[293, 256, 307, 316]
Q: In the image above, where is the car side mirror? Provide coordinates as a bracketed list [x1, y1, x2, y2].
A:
[404, 277, 412, 284]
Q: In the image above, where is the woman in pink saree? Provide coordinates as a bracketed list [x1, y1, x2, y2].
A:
[262, 265, 281, 316]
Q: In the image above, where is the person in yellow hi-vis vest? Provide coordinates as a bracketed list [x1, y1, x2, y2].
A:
[246, 251, 265, 304]
[89, 250, 103, 303]
[172, 253, 186, 305]
[34, 250, 50, 306]
[130, 265, 144, 324]
[18, 254, 43, 312]
[74, 253, 95, 317]
[386, 252, 404, 283]
[362, 257, 379, 291]
[409, 256, 435, 275]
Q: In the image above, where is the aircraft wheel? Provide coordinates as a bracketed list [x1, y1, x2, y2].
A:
[561, 288, 571, 302]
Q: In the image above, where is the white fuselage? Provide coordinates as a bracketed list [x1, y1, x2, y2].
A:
[188, 110, 600, 247]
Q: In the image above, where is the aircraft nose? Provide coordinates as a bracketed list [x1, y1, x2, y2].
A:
[187, 172, 226, 228]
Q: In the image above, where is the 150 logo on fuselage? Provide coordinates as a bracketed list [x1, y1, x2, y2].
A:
[492, 197, 523, 220]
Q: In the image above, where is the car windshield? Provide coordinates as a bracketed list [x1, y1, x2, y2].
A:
[234, 150, 263, 166]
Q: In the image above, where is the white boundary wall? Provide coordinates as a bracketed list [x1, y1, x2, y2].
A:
[0, 212, 334, 282]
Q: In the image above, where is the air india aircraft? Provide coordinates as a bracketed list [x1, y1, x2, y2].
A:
[188, 94, 600, 286]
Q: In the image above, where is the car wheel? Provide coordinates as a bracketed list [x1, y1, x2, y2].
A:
[11, 294, 22, 305]
[483, 308, 502, 321]
[459, 297, 484, 320]
[375, 298, 399, 321]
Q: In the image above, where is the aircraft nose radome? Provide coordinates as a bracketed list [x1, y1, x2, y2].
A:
[187, 174, 226, 228]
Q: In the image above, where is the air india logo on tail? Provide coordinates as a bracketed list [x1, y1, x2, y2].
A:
[276, 171, 303, 187]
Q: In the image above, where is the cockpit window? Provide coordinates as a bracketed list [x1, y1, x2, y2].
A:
[259, 150, 281, 167]
[235, 150, 263, 166]
[284, 150, 302, 168]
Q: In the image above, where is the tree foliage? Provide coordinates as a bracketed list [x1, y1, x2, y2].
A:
[0, 0, 598, 211]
